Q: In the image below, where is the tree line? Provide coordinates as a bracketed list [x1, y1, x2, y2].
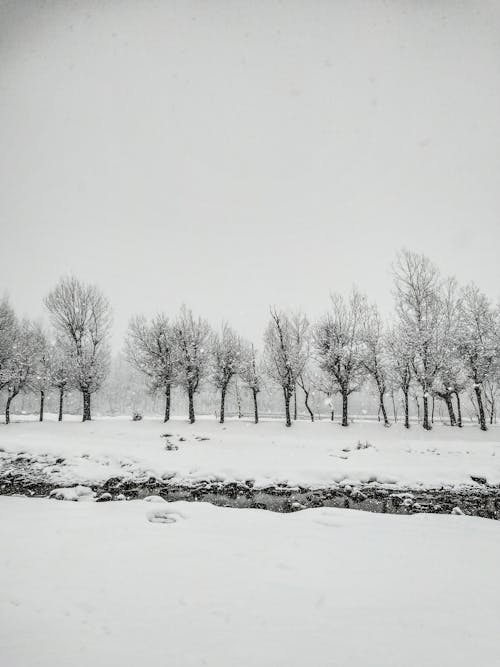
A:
[0, 250, 499, 430]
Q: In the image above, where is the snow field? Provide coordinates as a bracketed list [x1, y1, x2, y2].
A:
[1, 417, 500, 490]
[1, 496, 500, 667]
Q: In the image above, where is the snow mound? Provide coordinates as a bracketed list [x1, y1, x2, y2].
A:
[49, 486, 95, 502]
[143, 495, 167, 503]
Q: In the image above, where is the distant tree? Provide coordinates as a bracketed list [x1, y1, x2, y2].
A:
[211, 323, 243, 424]
[393, 250, 443, 430]
[312, 371, 338, 421]
[483, 377, 499, 426]
[314, 290, 366, 427]
[456, 284, 498, 431]
[361, 303, 390, 426]
[126, 314, 177, 422]
[3, 320, 44, 424]
[45, 276, 112, 421]
[49, 340, 73, 422]
[240, 343, 262, 424]
[263, 309, 308, 427]
[386, 325, 412, 428]
[172, 306, 211, 424]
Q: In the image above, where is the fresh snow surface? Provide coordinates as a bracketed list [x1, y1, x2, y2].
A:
[1, 417, 500, 490]
[1, 496, 500, 667]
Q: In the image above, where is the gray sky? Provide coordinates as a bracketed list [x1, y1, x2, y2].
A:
[1, 0, 499, 346]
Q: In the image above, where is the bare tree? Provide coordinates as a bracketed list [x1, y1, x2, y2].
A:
[0, 297, 17, 392]
[431, 278, 464, 427]
[314, 290, 366, 427]
[297, 370, 315, 422]
[483, 377, 499, 425]
[31, 330, 51, 422]
[45, 276, 112, 421]
[361, 303, 390, 426]
[295, 328, 317, 422]
[49, 340, 73, 422]
[386, 325, 412, 428]
[3, 320, 44, 424]
[456, 284, 497, 431]
[312, 371, 338, 421]
[211, 323, 243, 424]
[126, 314, 177, 422]
[172, 306, 211, 424]
[240, 343, 262, 424]
[393, 250, 443, 430]
[263, 309, 308, 427]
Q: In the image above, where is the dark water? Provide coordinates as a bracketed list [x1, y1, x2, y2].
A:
[1, 458, 499, 519]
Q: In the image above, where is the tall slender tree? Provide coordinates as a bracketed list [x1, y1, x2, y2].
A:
[361, 303, 390, 426]
[263, 309, 308, 427]
[211, 323, 243, 424]
[31, 330, 51, 422]
[240, 343, 262, 424]
[49, 341, 73, 422]
[386, 325, 412, 428]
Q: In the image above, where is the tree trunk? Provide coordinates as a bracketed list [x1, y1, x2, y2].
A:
[422, 394, 431, 430]
[293, 386, 297, 421]
[304, 388, 314, 422]
[252, 388, 259, 424]
[284, 389, 291, 427]
[219, 386, 226, 424]
[235, 379, 242, 419]
[58, 388, 64, 422]
[475, 385, 487, 431]
[341, 391, 349, 427]
[82, 391, 91, 422]
[188, 383, 195, 424]
[403, 390, 410, 429]
[431, 395, 435, 424]
[5, 395, 13, 425]
[39, 390, 45, 422]
[454, 391, 462, 428]
[164, 383, 171, 423]
[379, 391, 389, 426]
[444, 394, 457, 426]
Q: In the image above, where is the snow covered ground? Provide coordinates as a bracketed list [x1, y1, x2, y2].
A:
[1, 416, 500, 490]
[1, 496, 500, 667]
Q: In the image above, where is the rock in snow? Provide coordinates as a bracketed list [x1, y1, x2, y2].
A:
[49, 486, 95, 502]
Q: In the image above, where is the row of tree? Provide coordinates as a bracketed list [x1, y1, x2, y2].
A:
[0, 250, 499, 430]
[0, 277, 111, 424]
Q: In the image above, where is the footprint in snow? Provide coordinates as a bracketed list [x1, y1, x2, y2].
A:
[147, 509, 185, 524]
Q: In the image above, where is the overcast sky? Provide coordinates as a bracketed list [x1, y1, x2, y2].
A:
[1, 0, 499, 346]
